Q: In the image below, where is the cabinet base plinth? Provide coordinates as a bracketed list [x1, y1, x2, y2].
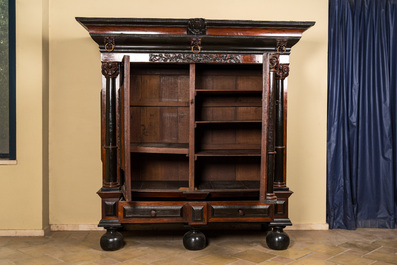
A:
[183, 229, 207, 250]
[266, 226, 290, 250]
[100, 227, 124, 251]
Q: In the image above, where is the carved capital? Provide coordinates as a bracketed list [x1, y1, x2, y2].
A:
[101, 62, 119, 78]
[269, 54, 279, 72]
[187, 18, 207, 35]
[276, 64, 290, 80]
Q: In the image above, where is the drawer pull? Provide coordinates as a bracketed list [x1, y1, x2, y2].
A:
[238, 209, 245, 216]
[150, 210, 157, 217]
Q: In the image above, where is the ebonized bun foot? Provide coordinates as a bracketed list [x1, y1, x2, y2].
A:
[183, 229, 206, 250]
[266, 226, 290, 250]
[100, 228, 124, 251]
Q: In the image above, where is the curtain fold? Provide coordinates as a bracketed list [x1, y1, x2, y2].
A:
[327, 0, 397, 229]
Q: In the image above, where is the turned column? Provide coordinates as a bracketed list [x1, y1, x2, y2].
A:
[274, 64, 289, 188]
[266, 54, 279, 201]
[101, 62, 120, 189]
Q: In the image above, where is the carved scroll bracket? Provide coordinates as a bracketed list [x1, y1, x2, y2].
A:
[101, 62, 119, 78]
[269, 54, 280, 72]
[276, 64, 290, 80]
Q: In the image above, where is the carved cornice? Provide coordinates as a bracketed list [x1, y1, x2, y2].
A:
[187, 18, 207, 35]
[269, 54, 279, 72]
[276, 64, 290, 80]
[149, 53, 241, 63]
[101, 62, 119, 78]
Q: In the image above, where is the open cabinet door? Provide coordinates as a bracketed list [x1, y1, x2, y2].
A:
[120, 55, 131, 200]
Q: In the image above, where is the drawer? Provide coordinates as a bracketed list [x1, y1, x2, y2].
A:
[209, 202, 273, 222]
[119, 201, 185, 223]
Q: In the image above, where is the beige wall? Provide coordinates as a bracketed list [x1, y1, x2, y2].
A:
[0, 0, 327, 231]
[0, 0, 48, 231]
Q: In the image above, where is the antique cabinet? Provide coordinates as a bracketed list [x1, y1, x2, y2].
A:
[76, 17, 314, 251]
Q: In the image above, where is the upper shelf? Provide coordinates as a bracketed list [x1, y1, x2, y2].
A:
[76, 17, 315, 54]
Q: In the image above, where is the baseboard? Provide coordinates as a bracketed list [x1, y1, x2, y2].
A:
[50, 224, 104, 231]
[285, 223, 329, 230]
[0, 229, 46, 236]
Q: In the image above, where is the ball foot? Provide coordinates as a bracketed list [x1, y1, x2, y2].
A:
[100, 227, 124, 251]
[266, 226, 290, 250]
[183, 229, 206, 250]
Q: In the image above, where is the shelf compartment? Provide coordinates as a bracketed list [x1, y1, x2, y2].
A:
[196, 149, 261, 157]
[131, 153, 189, 187]
[131, 143, 188, 154]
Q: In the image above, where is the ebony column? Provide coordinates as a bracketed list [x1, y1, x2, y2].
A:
[274, 64, 289, 188]
[101, 62, 120, 189]
[266, 54, 279, 201]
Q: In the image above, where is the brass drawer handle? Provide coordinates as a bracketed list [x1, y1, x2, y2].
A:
[150, 210, 157, 217]
[238, 209, 245, 216]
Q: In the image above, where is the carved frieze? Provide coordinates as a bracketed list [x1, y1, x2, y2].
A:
[149, 53, 241, 63]
[101, 62, 119, 78]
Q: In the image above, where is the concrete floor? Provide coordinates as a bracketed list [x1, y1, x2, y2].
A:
[0, 226, 397, 264]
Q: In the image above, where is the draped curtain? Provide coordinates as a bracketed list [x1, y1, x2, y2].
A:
[327, 0, 397, 229]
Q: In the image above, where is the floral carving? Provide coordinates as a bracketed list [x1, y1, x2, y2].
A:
[269, 54, 279, 72]
[149, 53, 241, 63]
[187, 18, 207, 35]
[101, 62, 119, 78]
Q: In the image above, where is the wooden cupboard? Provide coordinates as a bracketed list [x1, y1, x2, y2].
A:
[76, 17, 314, 251]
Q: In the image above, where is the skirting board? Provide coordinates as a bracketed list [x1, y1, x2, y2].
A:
[0, 228, 49, 236]
[50, 224, 104, 231]
[285, 223, 329, 230]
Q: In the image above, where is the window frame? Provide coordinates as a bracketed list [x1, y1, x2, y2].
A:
[0, 0, 16, 160]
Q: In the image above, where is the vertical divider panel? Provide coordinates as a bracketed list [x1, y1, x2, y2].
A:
[122, 56, 131, 200]
[260, 54, 270, 202]
[189, 63, 196, 190]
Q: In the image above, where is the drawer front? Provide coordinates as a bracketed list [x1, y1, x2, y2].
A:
[209, 202, 272, 222]
[119, 202, 185, 223]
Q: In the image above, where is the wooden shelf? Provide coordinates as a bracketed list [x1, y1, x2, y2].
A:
[196, 120, 262, 124]
[131, 181, 189, 190]
[130, 181, 259, 191]
[195, 89, 262, 94]
[196, 149, 261, 157]
[130, 101, 189, 107]
[131, 143, 189, 154]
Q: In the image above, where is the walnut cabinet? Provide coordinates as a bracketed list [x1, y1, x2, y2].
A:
[76, 17, 314, 251]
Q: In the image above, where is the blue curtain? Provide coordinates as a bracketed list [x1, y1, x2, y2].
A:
[327, 0, 397, 229]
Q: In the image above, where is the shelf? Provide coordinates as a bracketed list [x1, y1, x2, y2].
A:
[196, 120, 261, 124]
[130, 181, 259, 191]
[195, 89, 262, 95]
[198, 181, 259, 190]
[131, 181, 189, 191]
[131, 143, 189, 154]
[196, 149, 261, 157]
[130, 101, 189, 107]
